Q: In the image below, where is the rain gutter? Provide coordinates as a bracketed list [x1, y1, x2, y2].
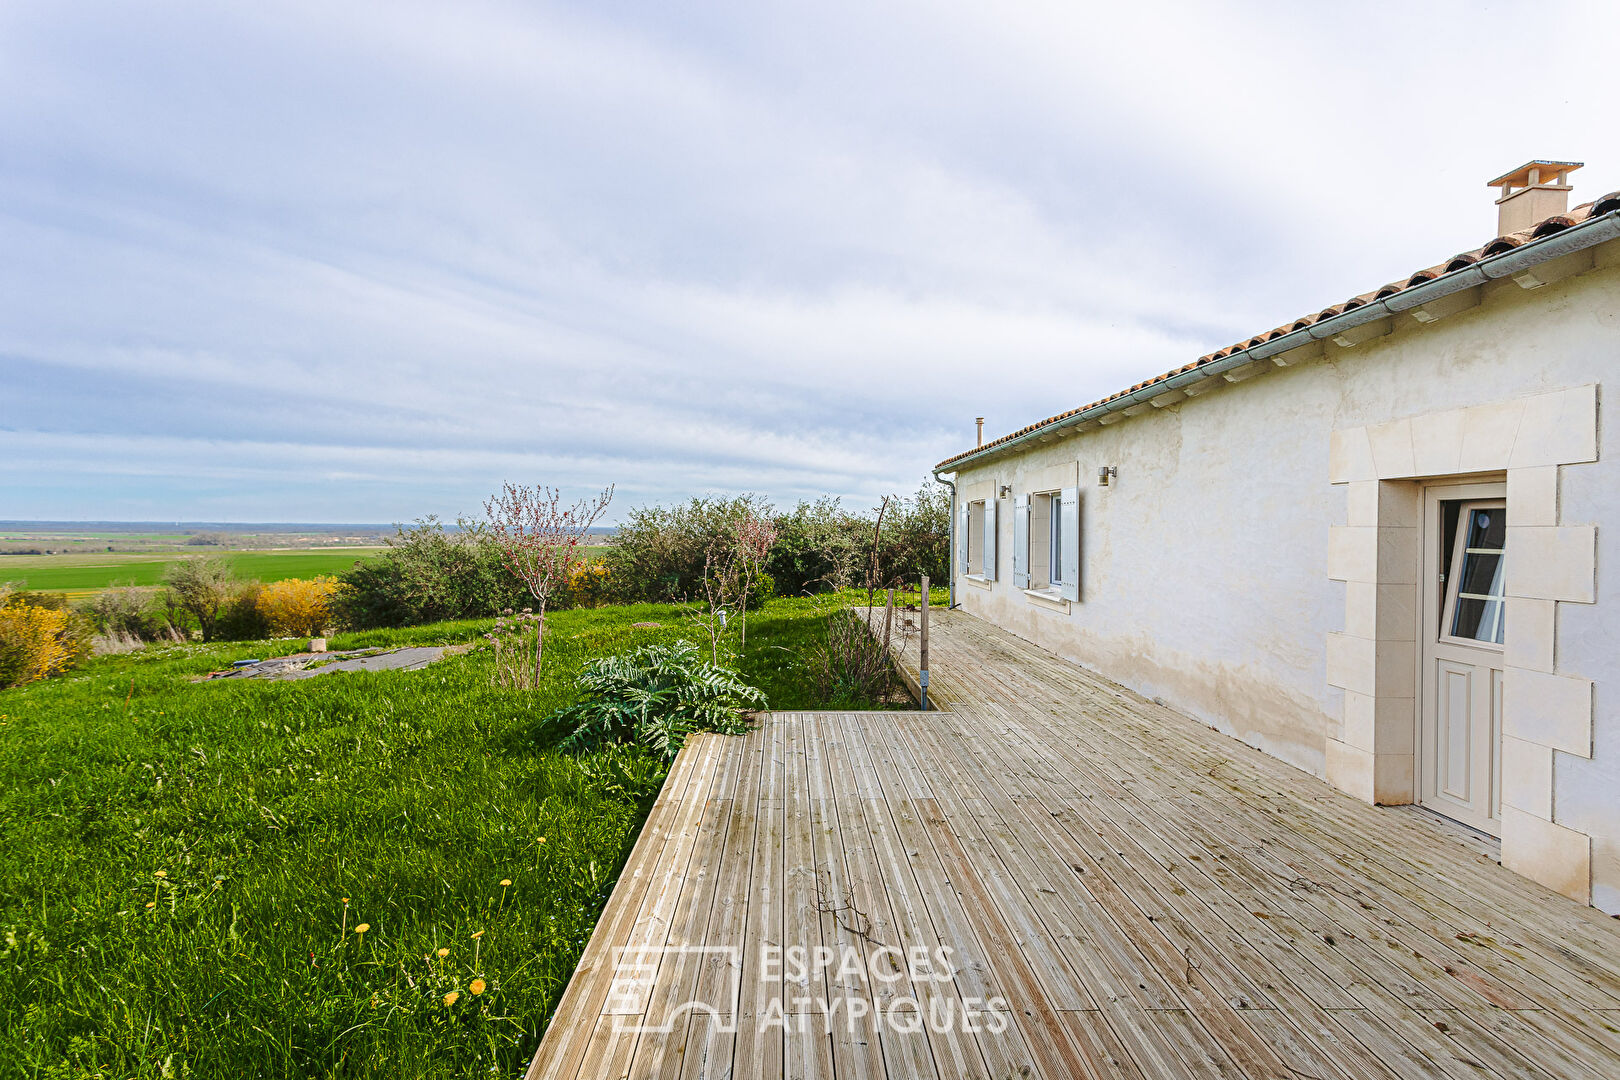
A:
[937, 474, 957, 608]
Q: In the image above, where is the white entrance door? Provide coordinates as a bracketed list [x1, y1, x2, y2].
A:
[1420, 482, 1506, 836]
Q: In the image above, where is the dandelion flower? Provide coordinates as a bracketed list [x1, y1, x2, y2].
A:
[145, 901, 156, 909]
[436, 947, 449, 958]
[154, 870, 167, 879]
[469, 978, 487, 995]
[500, 879, 512, 887]
[342, 897, 350, 904]
[471, 930, 484, 940]
[538, 837, 546, 844]
[443, 991, 460, 1006]
[354, 923, 370, 934]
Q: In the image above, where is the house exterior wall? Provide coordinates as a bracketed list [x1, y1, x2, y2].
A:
[945, 240, 1620, 911]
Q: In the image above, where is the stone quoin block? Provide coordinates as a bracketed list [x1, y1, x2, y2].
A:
[1502, 667, 1593, 758]
[1502, 806, 1591, 905]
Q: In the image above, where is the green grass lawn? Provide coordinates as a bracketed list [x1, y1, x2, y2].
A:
[0, 593, 903, 1078]
[0, 549, 389, 598]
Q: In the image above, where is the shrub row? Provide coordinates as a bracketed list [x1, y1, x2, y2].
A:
[337, 485, 948, 629]
[334, 518, 615, 630]
[602, 481, 949, 603]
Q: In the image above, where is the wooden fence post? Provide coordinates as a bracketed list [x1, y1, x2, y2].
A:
[919, 574, 929, 711]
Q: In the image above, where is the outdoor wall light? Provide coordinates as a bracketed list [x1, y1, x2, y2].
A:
[998, 484, 1012, 498]
[1098, 466, 1117, 486]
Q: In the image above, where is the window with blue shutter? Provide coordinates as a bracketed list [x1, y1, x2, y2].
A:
[1059, 485, 1080, 601]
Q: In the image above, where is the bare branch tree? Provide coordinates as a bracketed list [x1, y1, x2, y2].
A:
[685, 507, 779, 663]
[864, 495, 892, 610]
[483, 483, 614, 671]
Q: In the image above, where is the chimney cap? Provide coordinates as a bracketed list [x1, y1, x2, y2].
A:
[1487, 160, 1582, 190]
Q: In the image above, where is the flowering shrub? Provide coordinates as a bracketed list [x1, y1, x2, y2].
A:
[0, 590, 90, 688]
[256, 576, 344, 636]
[566, 560, 612, 608]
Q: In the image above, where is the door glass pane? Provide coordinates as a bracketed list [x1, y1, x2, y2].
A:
[1466, 508, 1505, 551]
[1458, 551, 1502, 597]
[1451, 598, 1504, 644]
[1449, 506, 1506, 644]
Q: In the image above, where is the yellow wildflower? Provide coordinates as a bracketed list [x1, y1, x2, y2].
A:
[469, 979, 487, 995]
[471, 930, 484, 940]
[443, 991, 460, 1006]
[436, 947, 449, 958]
[500, 879, 512, 887]
[354, 923, 370, 935]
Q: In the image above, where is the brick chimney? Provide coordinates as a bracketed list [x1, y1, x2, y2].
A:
[1489, 160, 1581, 235]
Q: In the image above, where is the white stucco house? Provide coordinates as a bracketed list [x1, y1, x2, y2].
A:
[934, 162, 1620, 911]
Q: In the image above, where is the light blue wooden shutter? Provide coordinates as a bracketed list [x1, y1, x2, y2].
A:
[1012, 494, 1029, 589]
[983, 497, 998, 581]
[958, 501, 970, 577]
[1059, 486, 1080, 601]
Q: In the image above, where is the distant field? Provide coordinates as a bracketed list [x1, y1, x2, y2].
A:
[0, 549, 388, 598]
[0, 545, 615, 599]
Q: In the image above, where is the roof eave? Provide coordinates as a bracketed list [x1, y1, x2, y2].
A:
[934, 208, 1620, 476]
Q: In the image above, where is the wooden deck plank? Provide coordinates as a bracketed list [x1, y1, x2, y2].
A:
[1019, 686, 1608, 1014]
[965, 702, 1496, 1029]
[950, 616, 1620, 981]
[936, 706, 1331, 1080]
[527, 734, 718, 1080]
[529, 609, 1620, 1080]
[841, 714, 1010, 1080]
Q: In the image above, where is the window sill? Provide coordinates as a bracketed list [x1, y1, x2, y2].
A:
[962, 574, 994, 591]
[1023, 588, 1070, 613]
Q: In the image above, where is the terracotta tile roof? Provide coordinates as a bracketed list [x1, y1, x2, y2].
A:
[937, 190, 1620, 471]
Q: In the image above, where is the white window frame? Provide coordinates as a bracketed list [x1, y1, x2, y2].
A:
[1022, 490, 1064, 599]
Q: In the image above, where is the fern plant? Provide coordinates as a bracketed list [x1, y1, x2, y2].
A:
[550, 641, 764, 760]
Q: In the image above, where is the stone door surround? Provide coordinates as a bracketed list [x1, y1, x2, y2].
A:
[1325, 384, 1598, 904]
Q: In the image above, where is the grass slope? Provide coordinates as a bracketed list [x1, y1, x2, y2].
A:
[0, 594, 897, 1078]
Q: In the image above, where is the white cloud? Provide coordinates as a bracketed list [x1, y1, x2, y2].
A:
[1, 0, 1617, 521]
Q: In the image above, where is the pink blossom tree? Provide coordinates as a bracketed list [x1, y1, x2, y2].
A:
[733, 510, 779, 653]
[484, 483, 614, 671]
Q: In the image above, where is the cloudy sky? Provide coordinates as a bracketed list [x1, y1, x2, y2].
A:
[3, 0, 1616, 524]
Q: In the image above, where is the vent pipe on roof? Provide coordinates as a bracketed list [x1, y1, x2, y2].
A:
[975, 417, 984, 447]
[1491, 160, 1581, 235]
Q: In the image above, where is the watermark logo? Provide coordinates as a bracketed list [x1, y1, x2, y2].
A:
[608, 943, 1009, 1035]
[606, 945, 742, 1030]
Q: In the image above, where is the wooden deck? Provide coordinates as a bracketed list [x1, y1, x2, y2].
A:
[526, 610, 1620, 1080]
